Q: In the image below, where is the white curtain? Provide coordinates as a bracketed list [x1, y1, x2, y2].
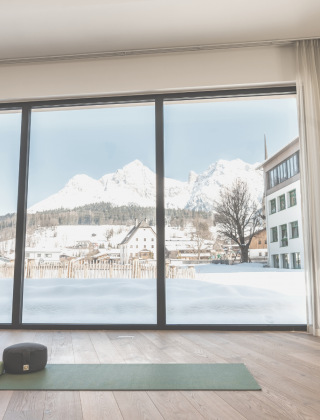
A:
[296, 39, 320, 336]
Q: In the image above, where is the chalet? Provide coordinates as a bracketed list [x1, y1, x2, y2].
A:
[248, 228, 268, 261]
[119, 219, 156, 264]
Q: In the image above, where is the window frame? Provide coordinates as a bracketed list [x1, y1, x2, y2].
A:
[289, 189, 297, 207]
[290, 221, 299, 239]
[0, 85, 306, 331]
[279, 194, 286, 211]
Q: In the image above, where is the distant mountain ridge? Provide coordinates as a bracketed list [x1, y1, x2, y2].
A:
[28, 159, 264, 214]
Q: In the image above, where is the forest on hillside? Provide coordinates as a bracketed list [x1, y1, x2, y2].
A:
[0, 202, 213, 243]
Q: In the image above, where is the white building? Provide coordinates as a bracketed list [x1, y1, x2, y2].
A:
[257, 137, 304, 269]
[24, 248, 62, 264]
[119, 219, 156, 264]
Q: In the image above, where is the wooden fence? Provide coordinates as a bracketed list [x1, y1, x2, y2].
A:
[0, 261, 195, 280]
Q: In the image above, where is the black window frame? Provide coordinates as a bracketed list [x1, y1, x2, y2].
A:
[0, 85, 306, 331]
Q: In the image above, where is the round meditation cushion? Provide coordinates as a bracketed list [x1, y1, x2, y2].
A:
[3, 343, 47, 374]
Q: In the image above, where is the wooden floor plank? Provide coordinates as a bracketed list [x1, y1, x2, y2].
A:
[88, 331, 124, 364]
[140, 331, 208, 363]
[80, 391, 124, 420]
[147, 391, 206, 420]
[215, 390, 291, 420]
[71, 331, 100, 364]
[114, 391, 164, 420]
[0, 392, 13, 420]
[181, 391, 248, 420]
[43, 391, 83, 420]
[128, 331, 176, 364]
[3, 391, 46, 420]
[290, 352, 320, 367]
[105, 332, 151, 364]
[49, 331, 74, 364]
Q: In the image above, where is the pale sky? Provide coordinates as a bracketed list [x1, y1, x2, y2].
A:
[0, 97, 299, 215]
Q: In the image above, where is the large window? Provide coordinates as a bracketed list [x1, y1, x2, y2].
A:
[164, 94, 305, 325]
[271, 227, 278, 243]
[0, 110, 21, 323]
[280, 224, 288, 247]
[0, 87, 307, 328]
[270, 199, 276, 214]
[279, 194, 286, 211]
[268, 152, 299, 189]
[282, 254, 289, 269]
[289, 189, 297, 207]
[292, 252, 301, 269]
[291, 221, 299, 239]
[273, 254, 279, 268]
[22, 104, 156, 324]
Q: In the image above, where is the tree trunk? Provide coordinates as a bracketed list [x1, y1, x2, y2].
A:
[240, 245, 249, 263]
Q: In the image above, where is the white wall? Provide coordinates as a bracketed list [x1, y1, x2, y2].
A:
[0, 45, 296, 102]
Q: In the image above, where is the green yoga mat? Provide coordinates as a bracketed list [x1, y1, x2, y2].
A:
[0, 364, 260, 391]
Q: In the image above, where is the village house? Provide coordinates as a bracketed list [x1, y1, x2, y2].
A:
[248, 228, 268, 261]
[119, 219, 156, 264]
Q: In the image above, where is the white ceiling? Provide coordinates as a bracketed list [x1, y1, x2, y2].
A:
[1, 0, 320, 60]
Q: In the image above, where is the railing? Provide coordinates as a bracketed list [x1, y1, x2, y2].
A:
[0, 260, 196, 280]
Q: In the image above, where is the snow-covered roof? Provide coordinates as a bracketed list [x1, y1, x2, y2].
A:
[25, 247, 62, 253]
[119, 220, 156, 245]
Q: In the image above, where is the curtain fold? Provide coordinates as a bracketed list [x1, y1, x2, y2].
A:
[296, 39, 320, 336]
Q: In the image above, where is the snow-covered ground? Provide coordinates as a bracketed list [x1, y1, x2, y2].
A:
[0, 264, 306, 324]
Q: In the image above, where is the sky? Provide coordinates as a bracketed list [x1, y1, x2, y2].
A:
[0, 97, 299, 215]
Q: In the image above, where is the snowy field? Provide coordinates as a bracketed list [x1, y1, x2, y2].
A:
[0, 264, 306, 324]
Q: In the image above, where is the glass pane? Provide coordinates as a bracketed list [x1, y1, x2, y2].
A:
[164, 96, 306, 325]
[0, 110, 21, 323]
[22, 103, 156, 324]
[282, 254, 289, 269]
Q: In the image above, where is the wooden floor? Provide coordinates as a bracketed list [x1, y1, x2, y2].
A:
[0, 330, 319, 420]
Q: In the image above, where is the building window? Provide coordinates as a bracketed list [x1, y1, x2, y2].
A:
[130, 245, 133, 248]
[259, 252, 262, 256]
[151, 245, 154, 248]
[258, 240, 261, 244]
[151, 238, 154, 241]
[270, 199, 276, 214]
[265, 252, 268, 256]
[282, 254, 289, 269]
[264, 240, 267, 244]
[25, 253, 30, 258]
[136, 238, 138, 241]
[279, 194, 286, 211]
[144, 238, 146, 241]
[130, 253, 132, 257]
[271, 227, 278, 243]
[292, 252, 301, 269]
[291, 221, 299, 239]
[144, 245, 146, 248]
[289, 189, 297, 207]
[45, 254, 52, 258]
[267, 151, 299, 189]
[273, 254, 279, 268]
[280, 224, 288, 247]
[37, 254, 41, 257]
[136, 245, 138, 248]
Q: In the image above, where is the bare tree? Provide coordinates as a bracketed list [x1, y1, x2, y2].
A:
[188, 218, 213, 260]
[213, 179, 263, 263]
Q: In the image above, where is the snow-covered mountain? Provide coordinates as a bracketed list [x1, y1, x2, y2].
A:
[27, 159, 264, 213]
